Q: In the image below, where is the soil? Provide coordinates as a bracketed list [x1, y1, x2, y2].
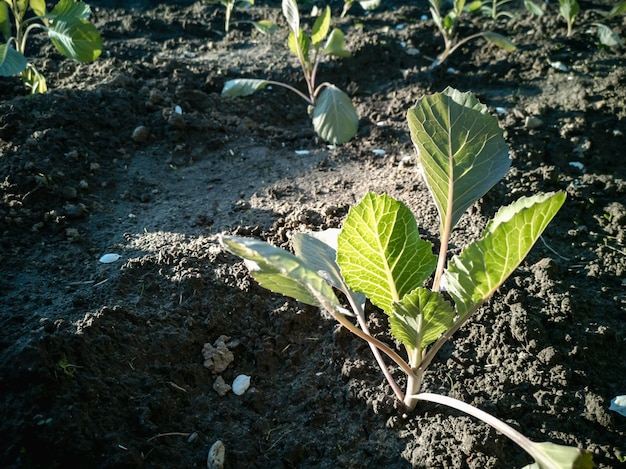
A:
[1, 0, 625, 467]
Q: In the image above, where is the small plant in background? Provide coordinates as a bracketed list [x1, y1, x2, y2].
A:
[558, 0, 579, 37]
[340, 0, 381, 18]
[221, 88, 595, 468]
[475, 0, 516, 20]
[427, 0, 516, 67]
[0, 0, 102, 94]
[204, 0, 276, 35]
[221, 0, 359, 144]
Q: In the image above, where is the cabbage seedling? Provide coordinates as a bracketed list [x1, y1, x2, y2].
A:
[221, 0, 358, 144]
[221, 88, 594, 468]
[0, 0, 102, 94]
[558, 0, 579, 37]
[204, 0, 276, 35]
[428, 0, 516, 67]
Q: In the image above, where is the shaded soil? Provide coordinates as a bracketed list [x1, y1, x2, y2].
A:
[1, 0, 625, 467]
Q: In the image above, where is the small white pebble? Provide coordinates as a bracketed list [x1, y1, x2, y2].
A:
[420, 14, 429, 20]
[207, 440, 225, 469]
[396, 24, 405, 30]
[372, 149, 386, 155]
[232, 375, 251, 395]
[569, 161, 585, 171]
[549, 61, 568, 72]
[175, 105, 183, 115]
[495, 107, 506, 115]
[327, 145, 337, 150]
[295, 150, 310, 155]
[99, 253, 121, 264]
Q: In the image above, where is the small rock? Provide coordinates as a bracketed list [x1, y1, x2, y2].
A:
[212, 376, 231, 397]
[232, 374, 251, 395]
[202, 336, 234, 373]
[61, 186, 77, 200]
[207, 440, 225, 469]
[132, 125, 149, 143]
[524, 116, 543, 129]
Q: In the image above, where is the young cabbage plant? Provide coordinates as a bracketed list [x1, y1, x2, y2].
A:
[0, 0, 102, 94]
[220, 88, 594, 468]
[428, 0, 516, 67]
[221, 0, 358, 144]
[205, 0, 276, 35]
[477, 0, 516, 19]
[558, 0, 579, 37]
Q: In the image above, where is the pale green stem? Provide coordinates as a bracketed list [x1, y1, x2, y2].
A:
[413, 393, 560, 469]
[261, 80, 314, 106]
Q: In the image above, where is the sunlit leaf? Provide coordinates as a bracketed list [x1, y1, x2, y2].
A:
[607, 0, 626, 18]
[390, 288, 454, 352]
[0, 43, 27, 76]
[593, 23, 623, 47]
[47, 16, 102, 62]
[522, 441, 595, 469]
[337, 192, 437, 314]
[282, 0, 299, 35]
[252, 20, 277, 36]
[21, 63, 47, 93]
[442, 192, 566, 316]
[312, 85, 358, 144]
[288, 30, 310, 61]
[483, 32, 517, 51]
[358, 0, 381, 11]
[311, 5, 330, 46]
[29, 0, 46, 17]
[407, 87, 511, 234]
[221, 235, 342, 311]
[222, 78, 270, 96]
[323, 28, 350, 57]
[49, 0, 91, 20]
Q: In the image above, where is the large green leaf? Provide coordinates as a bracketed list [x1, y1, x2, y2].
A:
[311, 5, 330, 46]
[311, 85, 358, 144]
[49, 0, 90, 20]
[593, 23, 623, 48]
[221, 235, 342, 311]
[407, 87, 511, 233]
[222, 78, 270, 97]
[442, 192, 566, 316]
[47, 17, 102, 62]
[288, 30, 310, 62]
[337, 193, 437, 314]
[0, 43, 27, 76]
[522, 442, 595, 469]
[281, 0, 299, 35]
[390, 288, 454, 352]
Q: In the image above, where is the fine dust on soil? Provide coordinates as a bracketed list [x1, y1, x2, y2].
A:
[1, 0, 625, 467]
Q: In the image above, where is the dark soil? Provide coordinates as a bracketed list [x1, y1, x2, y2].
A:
[1, 0, 625, 467]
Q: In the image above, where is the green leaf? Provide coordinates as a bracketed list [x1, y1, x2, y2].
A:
[221, 235, 342, 311]
[522, 442, 595, 469]
[221, 78, 270, 96]
[293, 229, 366, 309]
[593, 23, 623, 48]
[323, 28, 351, 58]
[311, 85, 359, 144]
[0, 43, 27, 76]
[337, 193, 437, 314]
[47, 17, 102, 62]
[390, 288, 454, 352]
[607, 0, 626, 18]
[49, 0, 91, 20]
[558, 0, 579, 22]
[252, 20, 277, 36]
[523, 0, 544, 16]
[358, 0, 382, 11]
[288, 30, 310, 61]
[407, 87, 511, 234]
[29, 0, 47, 17]
[0, 2, 11, 41]
[21, 63, 47, 93]
[311, 6, 331, 46]
[282, 0, 299, 35]
[443, 192, 566, 317]
[483, 32, 517, 51]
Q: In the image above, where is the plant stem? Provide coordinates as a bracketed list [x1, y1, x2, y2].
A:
[413, 393, 560, 469]
[261, 80, 314, 105]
